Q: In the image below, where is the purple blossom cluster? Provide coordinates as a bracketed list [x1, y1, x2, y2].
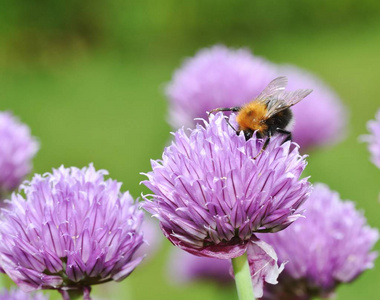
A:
[165, 45, 347, 151]
[259, 183, 379, 299]
[0, 111, 39, 199]
[142, 113, 311, 297]
[362, 109, 380, 168]
[0, 288, 48, 300]
[0, 164, 144, 297]
[166, 46, 276, 129]
[276, 66, 347, 150]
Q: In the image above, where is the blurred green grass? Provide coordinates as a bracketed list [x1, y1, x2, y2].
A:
[1, 19, 380, 300]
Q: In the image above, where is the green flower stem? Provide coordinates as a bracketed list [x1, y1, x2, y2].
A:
[59, 289, 83, 300]
[232, 253, 255, 300]
[67, 290, 82, 300]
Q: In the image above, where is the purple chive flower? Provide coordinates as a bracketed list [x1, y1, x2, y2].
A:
[362, 109, 380, 168]
[278, 66, 347, 150]
[166, 45, 276, 130]
[165, 45, 347, 151]
[0, 111, 39, 199]
[142, 113, 311, 297]
[0, 288, 48, 300]
[168, 248, 232, 285]
[0, 164, 144, 299]
[258, 183, 379, 300]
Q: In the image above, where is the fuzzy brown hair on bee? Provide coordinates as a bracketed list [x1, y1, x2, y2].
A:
[209, 76, 312, 157]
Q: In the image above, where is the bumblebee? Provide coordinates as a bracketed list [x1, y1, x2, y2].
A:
[209, 76, 312, 156]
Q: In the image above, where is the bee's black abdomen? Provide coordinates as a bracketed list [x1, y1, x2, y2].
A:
[267, 108, 292, 135]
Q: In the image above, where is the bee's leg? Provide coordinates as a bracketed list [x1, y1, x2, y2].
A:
[277, 129, 292, 143]
[253, 132, 271, 159]
[208, 107, 241, 116]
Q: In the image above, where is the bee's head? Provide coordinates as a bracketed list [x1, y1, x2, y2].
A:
[243, 130, 254, 141]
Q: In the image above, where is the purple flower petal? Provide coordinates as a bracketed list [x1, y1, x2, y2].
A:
[246, 238, 285, 298]
[112, 256, 145, 281]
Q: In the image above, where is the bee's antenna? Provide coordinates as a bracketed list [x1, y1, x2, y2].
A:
[224, 117, 238, 133]
[208, 106, 241, 133]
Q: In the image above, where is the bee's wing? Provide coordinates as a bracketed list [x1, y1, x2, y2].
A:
[265, 88, 313, 117]
[256, 76, 288, 103]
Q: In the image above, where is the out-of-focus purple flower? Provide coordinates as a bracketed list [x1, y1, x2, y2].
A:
[0, 111, 39, 199]
[362, 109, 380, 168]
[0, 287, 48, 300]
[0, 164, 144, 298]
[142, 113, 311, 297]
[134, 215, 163, 262]
[168, 248, 232, 285]
[165, 45, 347, 151]
[279, 66, 347, 150]
[166, 45, 277, 129]
[258, 183, 379, 300]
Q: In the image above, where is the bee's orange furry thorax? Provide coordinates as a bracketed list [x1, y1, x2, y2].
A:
[236, 102, 268, 132]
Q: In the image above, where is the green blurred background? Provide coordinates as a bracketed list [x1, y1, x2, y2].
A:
[1, 1, 380, 299]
